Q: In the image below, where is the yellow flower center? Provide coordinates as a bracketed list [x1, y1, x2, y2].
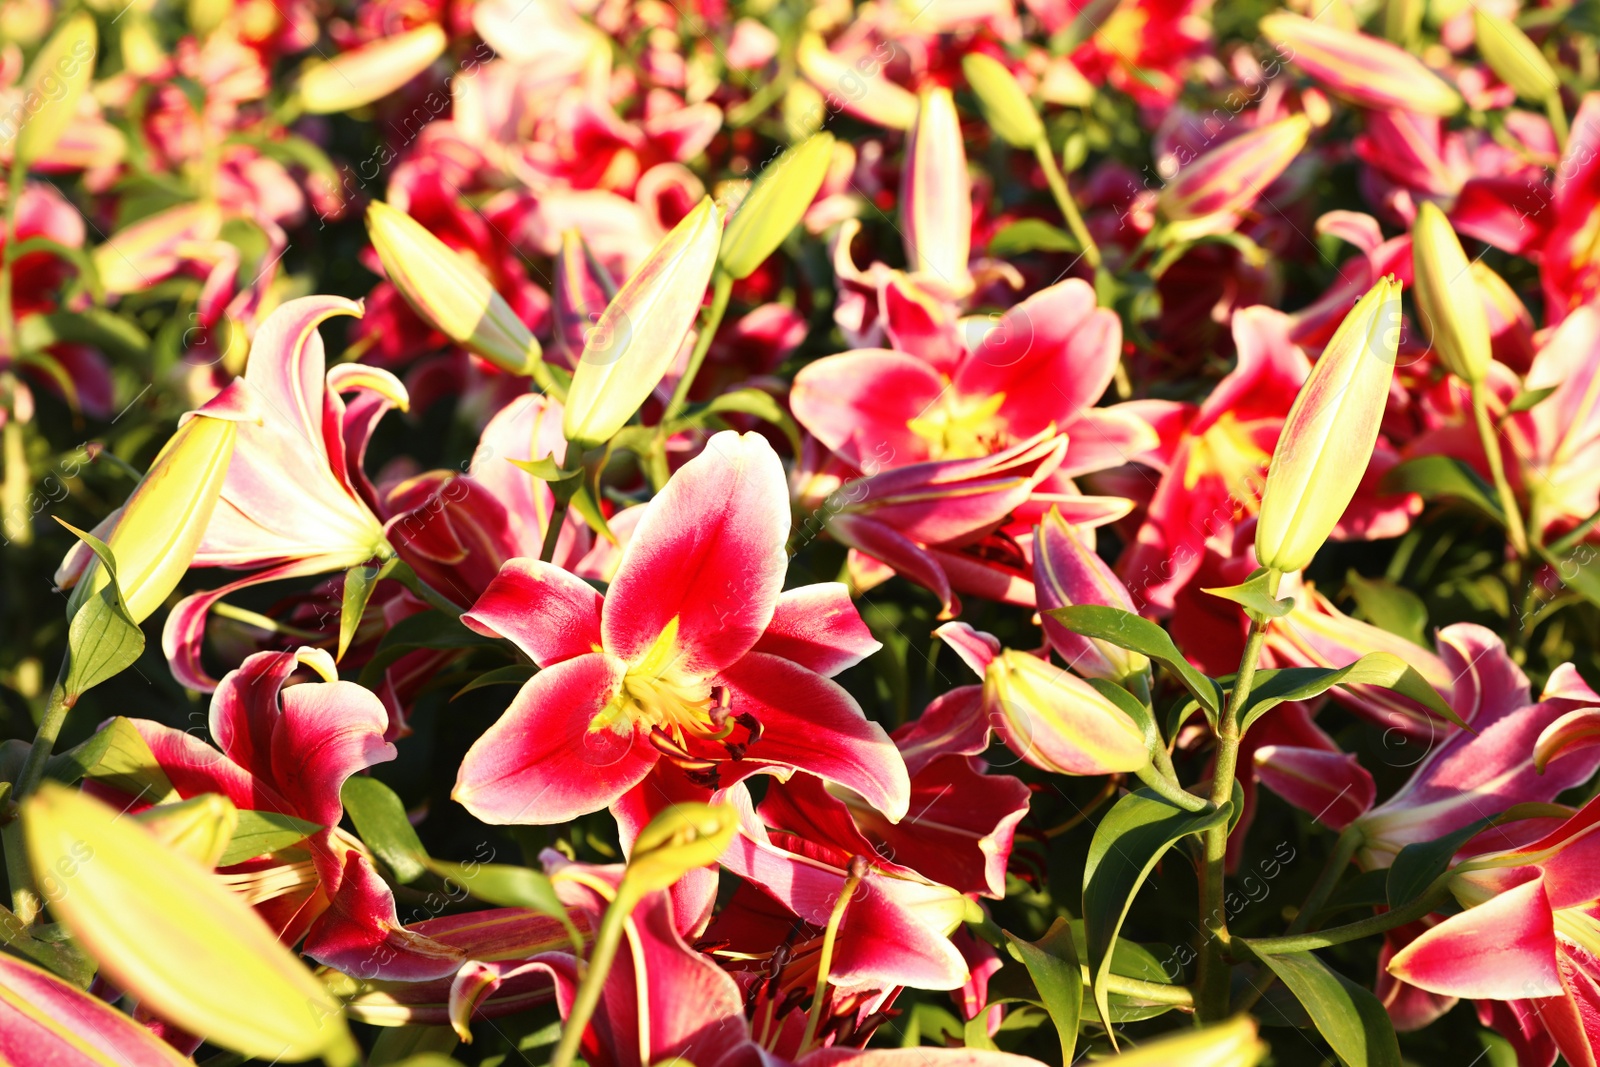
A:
[907, 391, 1008, 460]
[589, 618, 718, 739]
[1185, 411, 1271, 512]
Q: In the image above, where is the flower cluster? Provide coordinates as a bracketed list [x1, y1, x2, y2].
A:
[7, 2, 1600, 1066]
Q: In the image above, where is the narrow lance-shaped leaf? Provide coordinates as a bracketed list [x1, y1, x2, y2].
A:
[1082, 788, 1230, 1040]
[1246, 949, 1401, 1067]
[1003, 920, 1081, 1063]
[1238, 652, 1469, 735]
[342, 776, 429, 884]
[1044, 604, 1224, 717]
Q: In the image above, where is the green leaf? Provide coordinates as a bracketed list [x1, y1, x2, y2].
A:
[218, 810, 324, 866]
[1045, 605, 1223, 718]
[18, 309, 151, 364]
[339, 561, 385, 661]
[1383, 455, 1505, 524]
[1237, 652, 1469, 736]
[368, 1026, 458, 1067]
[0, 907, 96, 987]
[1251, 950, 1401, 1067]
[692, 388, 804, 456]
[1534, 540, 1600, 610]
[58, 716, 174, 801]
[1082, 788, 1229, 1035]
[1202, 567, 1294, 623]
[1002, 919, 1081, 1063]
[1344, 572, 1429, 647]
[1507, 384, 1557, 413]
[357, 610, 493, 688]
[424, 858, 582, 953]
[506, 456, 583, 482]
[342, 777, 429, 884]
[452, 664, 537, 699]
[1381, 806, 1562, 907]
[57, 520, 146, 702]
[988, 219, 1079, 256]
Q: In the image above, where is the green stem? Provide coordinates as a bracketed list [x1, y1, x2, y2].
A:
[1239, 883, 1449, 956]
[799, 856, 868, 1054]
[1, 163, 28, 548]
[1033, 140, 1101, 271]
[549, 885, 637, 1067]
[386, 560, 465, 617]
[1194, 614, 1270, 1022]
[5, 665, 70, 924]
[1285, 825, 1363, 936]
[663, 270, 734, 423]
[1471, 382, 1530, 558]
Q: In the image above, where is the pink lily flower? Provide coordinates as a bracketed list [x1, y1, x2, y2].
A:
[0, 953, 193, 1067]
[792, 278, 1151, 483]
[453, 430, 910, 826]
[413, 851, 1046, 1067]
[382, 392, 590, 607]
[1117, 307, 1307, 610]
[87, 647, 464, 982]
[795, 430, 1080, 614]
[1386, 795, 1600, 1067]
[162, 296, 409, 690]
[1021, 0, 1212, 108]
[1255, 623, 1600, 871]
[716, 780, 974, 995]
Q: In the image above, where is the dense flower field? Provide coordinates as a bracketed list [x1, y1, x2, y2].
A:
[7, 0, 1600, 1063]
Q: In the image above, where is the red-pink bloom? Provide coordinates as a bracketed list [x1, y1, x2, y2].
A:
[1256, 623, 1600, 871]
[162, 296, 408, 690]
[1387, 796, 1600, 1066]
[0, 953, 193, 1067]
[1022, 0, 1212, 108]
[797, 431, 1074, 614]
[453, 430, 908, 825]
[382, 392, 590, 605]
[792, 278, 1148, 482]
[90, 648, 463, 982]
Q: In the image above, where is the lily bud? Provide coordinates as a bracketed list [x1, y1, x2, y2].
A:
[901, 88, 972, 290]
[623, 802, 737, 895]
[65, 397, 245, 625]
[563, 196, 722, 450]
[720, 132, 835, 280]
[984, 650, 1149, 776]
[21, 783, 356, 1064]
[133, 793, 238, 869]
[1158, 115, 1311, 223]
[962, 53, 1044, 149]
[1474, 10, 1559, 103]
[1102, 1017, 1267, 1067]
[796, 34, 917, 130]
[1411, 201, 1491, 384]
[296, 23, 446, 114]
[1033, 508, 1149, 681]
[1255, 277, 1402, 574]
[11, 13, 96, 169]
[1260, 12, 1461, 115]
[366, 200, 544, 376]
